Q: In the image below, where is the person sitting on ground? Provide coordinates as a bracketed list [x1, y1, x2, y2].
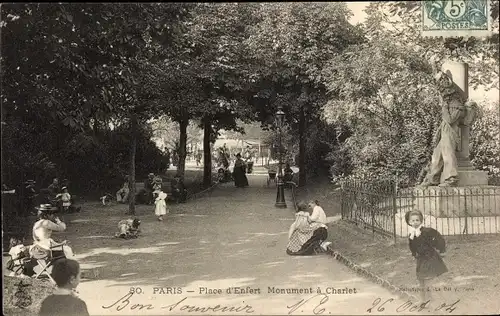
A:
[115, 218, 141, 239]
[38, 258, 90, 316]
[308, 200, 328, 225]
[116, 177, 130, 203]
[286, 202, 330, 256]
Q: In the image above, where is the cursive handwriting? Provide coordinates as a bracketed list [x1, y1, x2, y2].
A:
[102, 292, 254, 313]
[367, 297, 461, 314]
[162, 297, 254, 313]
[287, 294, 329, 315]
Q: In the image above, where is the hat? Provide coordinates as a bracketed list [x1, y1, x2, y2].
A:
[25, 180, 36, 184]
[148, 173, 155, 176]
[235, 153, 241, 158]
[61, 186, 67, 190]
[37, 204, 54, 212]
[405, 210, 423, 226]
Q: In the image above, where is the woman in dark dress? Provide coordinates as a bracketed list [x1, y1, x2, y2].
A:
[406, 210, 448, 301]
[232, 153, 249, 188]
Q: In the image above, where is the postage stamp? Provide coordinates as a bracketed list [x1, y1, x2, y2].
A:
[422, 0, 493, 37]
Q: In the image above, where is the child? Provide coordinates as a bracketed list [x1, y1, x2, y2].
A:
[6, 237, 29, 277]
[38, 258, 89, 316]
[56, 187, 72, 212]
[405, 210, 448, 301]
[115, 218, 141, 239]
[308, 200, 328, 225]
[154, 190, 168, 221]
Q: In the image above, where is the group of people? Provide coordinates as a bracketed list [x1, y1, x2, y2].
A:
[286, 200, 331, 255]
[285, 203, 448, 302]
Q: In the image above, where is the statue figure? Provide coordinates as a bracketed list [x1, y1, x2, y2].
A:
[420, 68, 471, 188]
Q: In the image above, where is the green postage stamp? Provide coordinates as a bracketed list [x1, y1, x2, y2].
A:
[422, 0, 493, 37]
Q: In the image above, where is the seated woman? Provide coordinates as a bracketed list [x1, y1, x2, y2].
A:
[24, 207, 74, 276]
[286, 202, 330, 256]
[116, 178, 130, 203]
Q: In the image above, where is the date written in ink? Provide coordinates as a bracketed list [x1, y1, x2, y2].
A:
[366, 297, 460, 314]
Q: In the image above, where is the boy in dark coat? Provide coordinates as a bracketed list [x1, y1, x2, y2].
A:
[406, 210, 448, 301]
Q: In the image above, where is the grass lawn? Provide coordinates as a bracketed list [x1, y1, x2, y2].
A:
[298, 177, 500, 312]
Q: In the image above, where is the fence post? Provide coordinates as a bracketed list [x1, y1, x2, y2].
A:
[392, 177, 398, 246]
[340, 181, 344, 220]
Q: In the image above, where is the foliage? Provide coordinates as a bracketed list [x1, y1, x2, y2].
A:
[470, 101, 500, 184]
[323, 37, 443, 185]
[322, 1, 499, 185]
[364, 1, 499, 90]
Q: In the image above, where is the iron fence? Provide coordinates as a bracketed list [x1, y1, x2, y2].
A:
[340, 180, 500, 241]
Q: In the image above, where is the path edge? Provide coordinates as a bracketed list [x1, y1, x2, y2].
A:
[326, 247, 420, 302]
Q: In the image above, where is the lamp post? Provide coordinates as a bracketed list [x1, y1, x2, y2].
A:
[275, 106, 287, 208]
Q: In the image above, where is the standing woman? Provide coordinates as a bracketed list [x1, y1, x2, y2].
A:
[232, 153, 249, 188]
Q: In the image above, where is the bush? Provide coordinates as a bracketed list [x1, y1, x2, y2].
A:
[470, 102, 500, 185]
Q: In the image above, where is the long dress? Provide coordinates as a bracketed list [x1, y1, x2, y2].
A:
[233, 158, 249, 187]
[155, 192, 168, 216]
[409, 227, 448, 281]
[287, 211, 327, 256]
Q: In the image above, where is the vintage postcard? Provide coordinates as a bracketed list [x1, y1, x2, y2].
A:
[2, 2, 499, 316]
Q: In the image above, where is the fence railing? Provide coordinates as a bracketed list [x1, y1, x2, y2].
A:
[340, 180, 500, 241]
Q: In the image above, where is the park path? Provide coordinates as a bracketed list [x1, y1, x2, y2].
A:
[65, 167, 412, 315]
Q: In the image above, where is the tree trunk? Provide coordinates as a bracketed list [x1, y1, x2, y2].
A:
[298, 105, 306, 187]
[176, 118, 188, 182]
[127, 114, 138, 215]
[203, 118, 212, 187]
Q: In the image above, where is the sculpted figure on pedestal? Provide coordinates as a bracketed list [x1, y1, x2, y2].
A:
[420, 63, 479, 188]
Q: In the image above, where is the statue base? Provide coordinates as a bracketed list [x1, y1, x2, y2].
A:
[440, 168, 489, 186]
[413, 186, 500, 218]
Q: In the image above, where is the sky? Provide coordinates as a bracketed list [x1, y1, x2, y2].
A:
[344, 1, 498, 102]
[346, 1, 369, 25]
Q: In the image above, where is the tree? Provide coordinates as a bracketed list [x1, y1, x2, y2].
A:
[363, 1, 499, 90]
[1, 3, 192, 214]
[321, 1, 499, 184]
[165, 3, 258, 187]
[246, 2, 364, 185]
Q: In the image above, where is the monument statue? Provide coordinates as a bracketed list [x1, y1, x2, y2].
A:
[420, 65, 479, 188]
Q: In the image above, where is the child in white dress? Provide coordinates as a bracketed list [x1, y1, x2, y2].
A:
[154, 190, 168, 221]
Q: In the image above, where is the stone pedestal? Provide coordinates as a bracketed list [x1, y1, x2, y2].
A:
[440, 168, 489, 186]
[413, 186, 500, 218]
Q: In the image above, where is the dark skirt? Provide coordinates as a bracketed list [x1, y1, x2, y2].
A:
[416, 250, 448, 281]
[287, 227, 328, 256]
[233, 166, 249, 187]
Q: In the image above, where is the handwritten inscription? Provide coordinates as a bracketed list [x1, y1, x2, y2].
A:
[102, 292, 255, 313]
[367, 297, 461, 314]
[286, 294, 329, 315]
